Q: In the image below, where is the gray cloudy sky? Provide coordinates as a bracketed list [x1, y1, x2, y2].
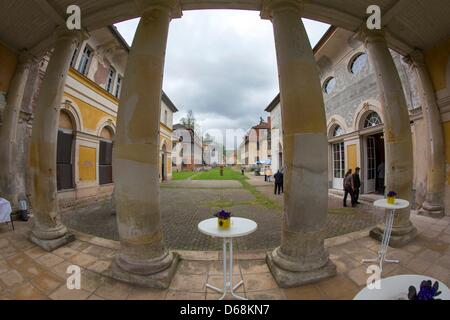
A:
[115, 10, 329, 149]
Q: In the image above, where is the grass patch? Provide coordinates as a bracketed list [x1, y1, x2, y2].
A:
[192, 167, 248, 181]
[239, 179, 281, 210]
[172, 171, 199, 180]
[172, 167, 280, 211]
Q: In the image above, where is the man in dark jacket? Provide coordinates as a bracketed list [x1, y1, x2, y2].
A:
[274, 170, 284, 195]
[352, 167, 361, 205]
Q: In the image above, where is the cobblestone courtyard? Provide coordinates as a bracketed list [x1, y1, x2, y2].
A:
[62, 176, 385, 251]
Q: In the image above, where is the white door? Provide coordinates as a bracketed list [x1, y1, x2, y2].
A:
[332, 142, 345, 189]
[365, 136, 376, 193]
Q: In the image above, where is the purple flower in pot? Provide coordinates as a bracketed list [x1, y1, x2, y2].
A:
[387, 191, 397, 204]
[215, 210, 232, 228]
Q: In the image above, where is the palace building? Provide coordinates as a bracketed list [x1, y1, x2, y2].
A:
[266, 26, 450, 216]
[0, 0, 449, 290]
[0, 26, 178, 211]
[240, 117, 271, 166]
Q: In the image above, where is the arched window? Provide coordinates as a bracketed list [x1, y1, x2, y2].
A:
[364, 112, 383, 128]
[350, 53, 368, 75]
[100, 126, 113, 141]
[99, 126, 114, 185]
[57, 111, 75, 191]
[323, 77, 336, 94]
[332, 125, 344, 137]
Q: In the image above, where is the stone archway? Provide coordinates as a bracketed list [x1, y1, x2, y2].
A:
[21, 0, 422, 289]
[111, 1, 335, 288]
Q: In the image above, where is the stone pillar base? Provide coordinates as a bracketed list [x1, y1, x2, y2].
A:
[418, 202, 445, 218]
[370, 225, 417, 248]
[266, 252, 336, 288]
[109, 253, 179, 289]
[29, 233, 75, 252]
[418, 208, 444, 218]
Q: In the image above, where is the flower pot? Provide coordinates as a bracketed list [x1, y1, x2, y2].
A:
[387, 196, 396, 205]
[218, 217, 230, 229]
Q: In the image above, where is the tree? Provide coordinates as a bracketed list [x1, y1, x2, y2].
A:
[180, 110, 196, 130]
[204, 133, 213, 144]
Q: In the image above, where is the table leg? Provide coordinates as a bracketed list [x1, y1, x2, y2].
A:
[381, 210, 399, 265]
[229, 238, 246, 300]
[362, 209, 399, 270]
[206, 238, 247, 300]
[206, 238, 227, 299]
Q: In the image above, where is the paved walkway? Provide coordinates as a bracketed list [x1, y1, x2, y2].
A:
[1, 213, 449, 300]
[61, 177, 385, 250]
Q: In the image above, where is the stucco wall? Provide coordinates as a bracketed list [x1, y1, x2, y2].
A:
[424, 38, 450, 215]
[321, 46, 420, 129]
[411, 118, 428, 208]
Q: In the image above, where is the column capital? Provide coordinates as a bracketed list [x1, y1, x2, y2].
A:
[135, 0, 182, 19]
[355, 26, 387, 47]
[261, 0, 303, 20]
[17, 50, 38, 67]
[403, 49, 426, 68]
[54, 26, 90, 45]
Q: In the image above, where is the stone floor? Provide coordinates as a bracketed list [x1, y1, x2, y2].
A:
[1, 212, 450, 300]
[61, 176, 385, 250]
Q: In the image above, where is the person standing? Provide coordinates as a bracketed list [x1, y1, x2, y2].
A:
[343, 169, 354, 207]
[274, 170, 283, 195]
[352, 167, 361, 205]
[266, 166, 273, 182]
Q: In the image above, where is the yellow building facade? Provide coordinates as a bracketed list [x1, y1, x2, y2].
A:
[424, 38, 450, 212]
[0, 27, 177, 210]
[56, 27, 178, 207]
[0, 42, 17, 114]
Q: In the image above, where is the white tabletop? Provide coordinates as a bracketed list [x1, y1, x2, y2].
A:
[354, 275, 450, 300]
[0, 198, 12, 223]
[373, 198, 410, 210]
[198, 218, 257, 238]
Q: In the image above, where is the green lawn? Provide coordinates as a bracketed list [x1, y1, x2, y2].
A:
[192, 167, 248, 181]
[171, 171, 199, 180]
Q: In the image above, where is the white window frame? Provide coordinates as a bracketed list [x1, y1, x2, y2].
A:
[78, 44, 93, 76]
[115, 75, 123, 98]
[106, 67, 116, 94]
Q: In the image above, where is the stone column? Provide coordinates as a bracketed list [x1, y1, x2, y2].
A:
[0, 52, 34, 208]
[406, 50, 446, 217]
[361, 29, 417, 247]
[261, 0, 336, 288]
[111, 1, 181, 289]
[29, 29, 84, 251]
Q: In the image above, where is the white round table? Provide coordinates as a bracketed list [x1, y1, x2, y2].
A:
[0, 198, 14, 230]
[363, 199, 410, 271]
[198, 217, 257, 300]
[354, 275, 450, 300]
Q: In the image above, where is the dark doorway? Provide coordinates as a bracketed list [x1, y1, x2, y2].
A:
[99, 140, 113, 185]
[161, 153, 166, 181]
[365, 132, 385, 194]
[57, 130, 74, 191]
